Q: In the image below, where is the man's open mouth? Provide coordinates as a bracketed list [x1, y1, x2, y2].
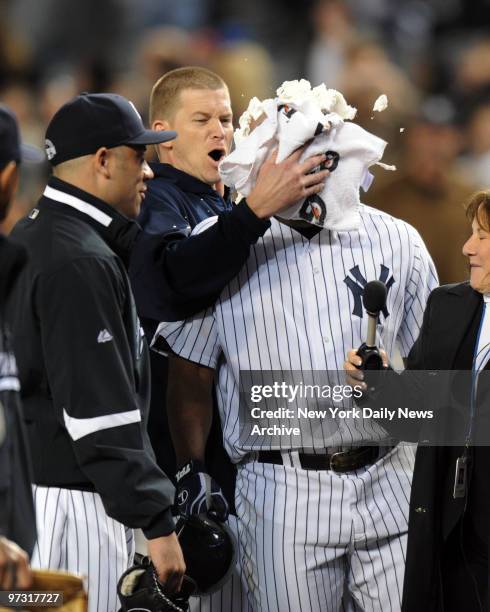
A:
[208, 149, 226, 162]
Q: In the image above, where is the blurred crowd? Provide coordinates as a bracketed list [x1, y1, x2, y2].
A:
[2, 0, 490, 283]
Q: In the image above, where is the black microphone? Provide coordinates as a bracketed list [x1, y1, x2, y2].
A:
[356, 280, 387, 371]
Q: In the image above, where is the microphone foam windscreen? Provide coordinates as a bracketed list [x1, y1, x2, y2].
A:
[362, 280, 387, 314]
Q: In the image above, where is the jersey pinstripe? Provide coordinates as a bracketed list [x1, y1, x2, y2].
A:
[235, 444, 415, 611]
[154, 204, 438, 611]
[154, 205, 438, 462]
[31, 486, 135, 612]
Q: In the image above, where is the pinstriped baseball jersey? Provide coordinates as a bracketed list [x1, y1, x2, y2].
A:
[154, 205, 438, 462]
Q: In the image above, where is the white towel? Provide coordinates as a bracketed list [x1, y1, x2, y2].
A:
[219, 102, 387, 231]
[221, 98, 278, 197]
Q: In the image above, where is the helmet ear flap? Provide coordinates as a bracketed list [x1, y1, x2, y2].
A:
[176, 513, 237, 595]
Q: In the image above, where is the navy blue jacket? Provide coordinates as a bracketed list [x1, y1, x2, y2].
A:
[129, 163, 270, 324]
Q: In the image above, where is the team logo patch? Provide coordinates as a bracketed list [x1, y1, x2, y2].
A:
[344, 264, 395, 318]
[175, 463, 191, 481]
[97, 329, 113, 344]
[45, 139, 56, 161]
[322, 150, 339, 172]
[298, 195, 326, 224]
[177, 490, 189, 505]
[298, 150, 339, 225]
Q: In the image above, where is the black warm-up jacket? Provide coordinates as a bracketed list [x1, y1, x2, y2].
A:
[8, 177, 175, 538]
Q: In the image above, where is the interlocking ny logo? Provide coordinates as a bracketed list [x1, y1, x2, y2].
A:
[344, 265, 395, 318]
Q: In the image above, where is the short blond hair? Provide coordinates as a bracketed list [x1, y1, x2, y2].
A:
[150, 66, 228, 124]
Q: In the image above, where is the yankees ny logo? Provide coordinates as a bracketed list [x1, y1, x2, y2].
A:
[344, 264, 395, 318]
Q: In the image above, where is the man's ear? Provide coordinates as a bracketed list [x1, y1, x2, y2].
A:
[0, 161, 19, 221]
[93, 147, 111, 178]
[152, 119, 174, 157]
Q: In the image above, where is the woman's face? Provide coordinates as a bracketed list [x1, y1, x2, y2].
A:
[462, 212, 490, 293]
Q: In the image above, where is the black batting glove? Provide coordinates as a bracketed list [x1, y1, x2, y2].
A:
[175, 460, 229, 522]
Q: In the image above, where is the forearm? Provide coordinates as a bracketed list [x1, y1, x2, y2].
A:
[164, 202, 268, 301]
[168, 402, 212, 465]
[73, 426, 176, 537]
[167, 356, 214, 465]
[130, 202, 269, 322]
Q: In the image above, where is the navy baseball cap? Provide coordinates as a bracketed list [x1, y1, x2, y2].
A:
[45, 92, 177, 166]
[0, 104, 45, 168]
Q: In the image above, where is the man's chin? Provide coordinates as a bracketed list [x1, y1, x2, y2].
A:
[204, 172, 221, 186]
[126, 200, 140, 220]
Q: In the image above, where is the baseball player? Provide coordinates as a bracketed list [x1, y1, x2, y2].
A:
[153, 189, 438, 609]
[7, 93, 186, 612]
[128, 66, 329, 611]
[129, 65, 329, 474]
[0, 104, 43, 588]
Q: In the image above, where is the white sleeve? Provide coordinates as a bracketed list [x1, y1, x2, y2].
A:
[151, 307, 221, 369]
[397, 226, 439, 357]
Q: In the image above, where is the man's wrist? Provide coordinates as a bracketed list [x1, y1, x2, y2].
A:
[245, 194, 269, 219]
[234, 199, 271, 234]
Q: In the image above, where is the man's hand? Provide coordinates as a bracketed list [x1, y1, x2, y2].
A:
[246, 147, 330, 219]
[175, 460, 229, 522]
[147, 532, 186, 594]
[0, 536, 32, 589]
[344, 349, 389, 389]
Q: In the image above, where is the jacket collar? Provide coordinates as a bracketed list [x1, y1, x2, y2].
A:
[446, 281, 474, 296]
[41, 177, 140, 265]
[0, 234, 27, 304]
[438, 282, 482, 369]
[150, 162, 223, 198]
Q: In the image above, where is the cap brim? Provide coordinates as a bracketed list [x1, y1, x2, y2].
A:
[20, 143, 46, 163]
[125, 129, 177, 146]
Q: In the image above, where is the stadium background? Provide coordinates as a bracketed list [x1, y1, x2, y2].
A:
[1, 0, 490, 283]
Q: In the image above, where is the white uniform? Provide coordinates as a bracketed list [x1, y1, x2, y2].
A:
[31, 486, 135, 612]
[154, 207, 438, 611]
